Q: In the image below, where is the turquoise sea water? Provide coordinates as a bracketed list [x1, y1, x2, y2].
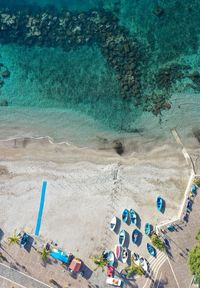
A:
[0, 0, 200, 148]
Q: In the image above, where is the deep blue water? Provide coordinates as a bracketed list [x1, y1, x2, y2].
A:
[0, 0, 200, 146]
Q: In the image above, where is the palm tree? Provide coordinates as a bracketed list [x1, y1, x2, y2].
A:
[125, 257, 144, 277]
[7, 231, 20, 245]
[91, 255, 108, 272]
[38, 247, 50, 262]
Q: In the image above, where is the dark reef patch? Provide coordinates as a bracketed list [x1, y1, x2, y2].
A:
[0, 4, 173, 118]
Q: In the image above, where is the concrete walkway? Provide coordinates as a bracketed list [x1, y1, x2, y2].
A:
[0, 263, 52, 288]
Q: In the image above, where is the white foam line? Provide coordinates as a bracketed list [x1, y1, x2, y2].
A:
[167, 257, 180, 288]
[0, 263, 53, 288]
[0, 135, 89, 150]
[0, 275, 26, 288]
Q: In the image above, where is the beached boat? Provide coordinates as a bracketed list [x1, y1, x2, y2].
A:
[115, 244, 121, 260]
[107, 251, 115, 266]
[132, 229, 140, 244]
[191, 184, 197, 193]
[110, 216, 117, 231]
[122, 209, 129, 223]
[132, 252, 140, 266]
[20, 232, 29, 248]
[121, 247, 128, 263]
[156, 196, 163, 212]
[130, 209, 137, 225]
[119, 229, 126, 246]
[147, 243, 156, 257]
[107, 265, 114, 277]
[145, 223, 152, 236]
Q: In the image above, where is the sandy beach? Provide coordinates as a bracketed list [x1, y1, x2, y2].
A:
[0, 135, 191, 276]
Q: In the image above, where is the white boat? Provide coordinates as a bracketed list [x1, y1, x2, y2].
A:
[110, 216, 117, 231]
[106, 277, 124, 287]
[140, 258, 149, 273]
[121, 247, 128, 263]
[131, 252, 140, 266]
[115, 244, 121, 260]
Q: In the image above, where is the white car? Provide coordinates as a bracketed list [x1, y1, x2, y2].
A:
[106, 277, 124, 287]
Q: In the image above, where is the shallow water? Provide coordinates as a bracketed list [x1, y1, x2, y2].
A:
[0, 0, 200, 149]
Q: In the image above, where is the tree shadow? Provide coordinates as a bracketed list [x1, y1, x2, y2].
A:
[152, 276, 168, 287]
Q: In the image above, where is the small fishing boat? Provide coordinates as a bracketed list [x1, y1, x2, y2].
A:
[115, 244, 121, 260]
[130, 209, 137, 225]
[132, 229, 140, 244]
[145, 223, 152, 236]
[156, 196, 163, 212]
[121, 247, 128, 263]
[107, 251, 115, 266]
[147, 243, 156, 257]
[122, 209, 129, 223]
[20, 232, 29, 248]
[110, 216, 117, 231]
[132, 252, 140, 266]
[119, 229, 126, 246]
[191, 184, 197, 193]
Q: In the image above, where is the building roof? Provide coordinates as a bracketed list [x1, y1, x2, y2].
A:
[69, 258, 82, 272]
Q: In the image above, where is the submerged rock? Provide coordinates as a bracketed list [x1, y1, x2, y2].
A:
[113, 140, 124, 155]
[0, 99, 8, 106]
[2, 69, 10, 78]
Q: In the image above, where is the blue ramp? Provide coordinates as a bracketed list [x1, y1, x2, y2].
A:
[35, 181, 47, 236]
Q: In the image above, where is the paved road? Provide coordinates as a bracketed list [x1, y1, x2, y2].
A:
[0, 263, 52, 288]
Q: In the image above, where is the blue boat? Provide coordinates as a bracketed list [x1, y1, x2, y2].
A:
[119, 229, 126, 246]
[156, 196, 163, 212]
[145, 223, 152, 236]
[107, 251, 115, 266]
[130, 209, 137, 225]
[191, 184, 196, 193]
[147, 243, 156, 257]
[20, 233, 29, 248]
[122, 209, 129, 223]
[132, 229, 140, 244]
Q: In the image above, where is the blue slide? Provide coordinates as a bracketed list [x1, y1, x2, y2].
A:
[35, 181, 47, 236]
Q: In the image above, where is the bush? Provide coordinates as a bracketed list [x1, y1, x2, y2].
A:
[188, 230, 200, 285]
[189, 244, 200, 285]
[193, 177, 200, 186]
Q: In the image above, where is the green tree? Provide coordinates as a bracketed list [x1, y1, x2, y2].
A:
[151, 233, 165, 251]
[91, 255, 107, 272]
[7, 231, 20, 245]
[38, 247, 50, 262]
[189, 230, 200, 285]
